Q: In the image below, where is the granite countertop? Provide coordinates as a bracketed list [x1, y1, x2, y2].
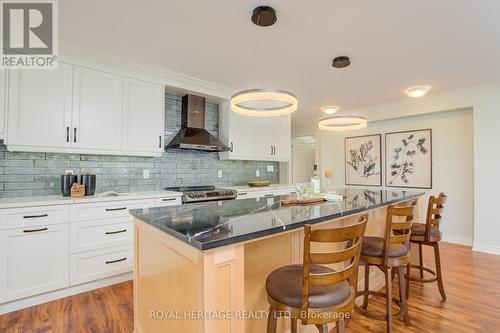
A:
[0, 190, 183, 209]
[130, 188, 424, 251]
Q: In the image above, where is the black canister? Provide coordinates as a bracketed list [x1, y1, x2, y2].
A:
[80, 174, 96, 196]
[61, 175, 78, 196]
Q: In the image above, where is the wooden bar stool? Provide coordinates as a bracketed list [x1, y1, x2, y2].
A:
[355, 205, 415, 333]
[265, 214, 368, 333]
[406, 193, 447, 300]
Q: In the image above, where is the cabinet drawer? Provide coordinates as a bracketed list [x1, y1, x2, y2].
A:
[70, 218, 132, 254]
[70, 199, 156, 222]
[155, 196, 182, 207]
[0, 205, 69, 231]
[70, 246, 132, 286]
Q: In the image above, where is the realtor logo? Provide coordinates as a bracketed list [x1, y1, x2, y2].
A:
[1, 0, 58, 68]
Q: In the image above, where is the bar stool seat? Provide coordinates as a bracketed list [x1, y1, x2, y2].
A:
[362, 237, 409, 258]
[266, 264, 351, 309]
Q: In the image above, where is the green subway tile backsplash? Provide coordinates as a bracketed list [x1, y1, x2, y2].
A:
[0, 94, 279, 198]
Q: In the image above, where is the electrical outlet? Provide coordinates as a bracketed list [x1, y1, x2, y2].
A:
[256, 170, 260, 177]
[267, 165, 274, 172]
[143, 169, 150, 179]
[217, 170, 223, 178]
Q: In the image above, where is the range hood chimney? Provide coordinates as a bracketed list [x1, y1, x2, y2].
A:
[166, 94, 230, 152]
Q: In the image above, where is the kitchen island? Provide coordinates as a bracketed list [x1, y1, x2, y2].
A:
[130, 189, 424, 333]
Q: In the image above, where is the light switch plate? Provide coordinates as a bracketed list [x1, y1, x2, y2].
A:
[217, 170, 223, 178]
[143, 169, 150, 179]
[267, 165, 274, 172]
[256, 170, 260, 177]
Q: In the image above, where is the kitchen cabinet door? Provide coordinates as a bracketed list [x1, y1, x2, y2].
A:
[122, 78, 164, 155]
[0, 69, 6, 139]
[72, 66, 123, 151]
[252, 115, 291, 162]
[0, 224, 69, 303]
[271, 114, 291, 161]
[218, 101, 255, 160]
[7, 63, 73, 148]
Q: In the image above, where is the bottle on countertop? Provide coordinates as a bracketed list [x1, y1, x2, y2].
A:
[311, 164, 321, 194]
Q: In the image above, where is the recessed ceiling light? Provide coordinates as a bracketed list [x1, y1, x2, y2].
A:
[404, 85, 432, 98]
[318, 116, 367, 131]
[321, 106, 340, 114]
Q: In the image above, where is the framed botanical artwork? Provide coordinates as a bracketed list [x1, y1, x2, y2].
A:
[385, 129, 432, 189]
[345, 134, 382, 186]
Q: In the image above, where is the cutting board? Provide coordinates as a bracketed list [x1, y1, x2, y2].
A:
[281, 197, 326, 206]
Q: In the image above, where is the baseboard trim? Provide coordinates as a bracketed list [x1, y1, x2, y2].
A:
[441, 235, 473, 246]
[0, 272, 132, 315]
[472, 242, 500, 256]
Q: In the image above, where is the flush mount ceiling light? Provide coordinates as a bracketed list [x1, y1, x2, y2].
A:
[230, 89, 298, 117]
[251, 6, 277, 27]
[321, 105, 340, 115]
[404, 85, 432, 98]
[318, 116, 367, 131]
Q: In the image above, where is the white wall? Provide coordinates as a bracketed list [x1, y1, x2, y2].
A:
[292, 82, 500, 255]
[318, 109, 474, 245]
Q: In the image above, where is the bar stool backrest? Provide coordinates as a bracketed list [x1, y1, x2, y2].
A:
[425, 192, 447, 241]
[383, 205, 415, 265]
[301, 214, 368, 313]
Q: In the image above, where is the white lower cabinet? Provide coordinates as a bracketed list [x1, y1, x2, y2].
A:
[235, 187, 296, 200]
[0, 224, 69, 303]
[70, 245, 133, 286]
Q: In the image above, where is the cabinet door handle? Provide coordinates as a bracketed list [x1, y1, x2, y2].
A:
[264, 194, 274, 197]
[105, 207, 127, 211]
[23, 213, 48, 219]
[105, 257, 127, 264]
[66, 127, 70, 142]
[105, 229, 127, 235]
[238, 192, 248, 195]
[162, 197, 176, 202]
[273, 146, 276, 155]
[159, 135, 162, 148]
[73, 128, 77, 143]
[230, 142, 234, 152]
[23, 227, 48, 233]
[270, 146, 273, 155]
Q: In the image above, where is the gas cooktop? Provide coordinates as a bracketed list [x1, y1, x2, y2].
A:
[164, 186, 237, 203]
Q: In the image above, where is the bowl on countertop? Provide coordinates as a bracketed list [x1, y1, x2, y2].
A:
[247, 180, 272, 187]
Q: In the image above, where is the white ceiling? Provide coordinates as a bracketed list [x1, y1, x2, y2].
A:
[60, 1, 500, 127]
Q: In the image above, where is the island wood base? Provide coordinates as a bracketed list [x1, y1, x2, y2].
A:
[133, 199, 422, 333]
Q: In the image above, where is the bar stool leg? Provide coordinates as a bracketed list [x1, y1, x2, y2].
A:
[267, 307, 277, 333]
[316, 324, 328, 332]
[290, 317, 297, 333]
[397, 266, 411, 326]
[384, 267, 393, 333]
[362, 265, 370, 309]
[433, 242, 447, 300]
[418, 244, 424, 278]
[336, 319, 345, 333]
[406, 263, 411, 300]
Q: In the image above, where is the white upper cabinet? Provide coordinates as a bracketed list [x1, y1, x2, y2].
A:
[122, 78, 164, 154]
[219, 101, 291, 162]
[72, 67, 123, 151]
[7, 63, 73, 148]
[0, 69, 6, 139]
[5, 62, 165, 156]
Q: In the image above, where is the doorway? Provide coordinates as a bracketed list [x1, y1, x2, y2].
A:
[292, 136, 317, 183]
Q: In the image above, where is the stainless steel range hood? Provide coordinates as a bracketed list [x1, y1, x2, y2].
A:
[166, 94, 230, 152]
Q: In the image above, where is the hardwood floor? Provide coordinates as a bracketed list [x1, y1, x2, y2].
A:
[1, 242, 499, 333]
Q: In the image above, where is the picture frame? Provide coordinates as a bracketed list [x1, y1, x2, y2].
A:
[345, 134, 382, 186]
[385, 129, 432, 189]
